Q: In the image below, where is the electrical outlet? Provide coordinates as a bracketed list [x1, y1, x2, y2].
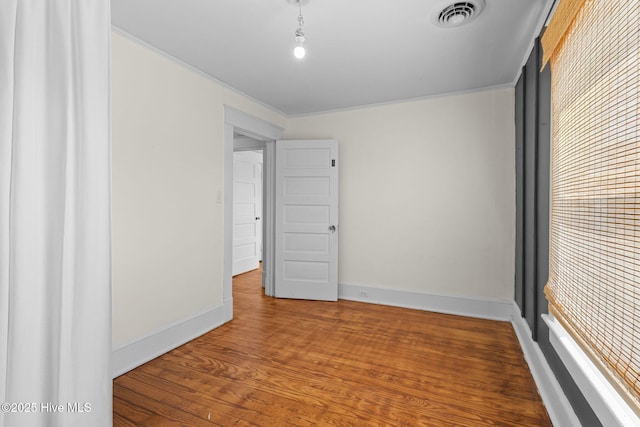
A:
[358, 291, 368, 298]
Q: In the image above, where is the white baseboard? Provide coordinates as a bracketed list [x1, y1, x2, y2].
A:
[112, 299, 233, 378]
[338, 284, 582, 426]
[110, 287, 587, 427]
[511, 304, 581, 427]
[339, 283, 513, 321]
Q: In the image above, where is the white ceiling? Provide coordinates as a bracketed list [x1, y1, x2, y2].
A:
[111, 0, 552, 116]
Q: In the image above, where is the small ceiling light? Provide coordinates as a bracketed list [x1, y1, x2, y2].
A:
[294, 30, 306, 59]
[293, 0, 306, 59]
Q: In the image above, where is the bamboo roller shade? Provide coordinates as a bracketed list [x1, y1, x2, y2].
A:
[540, 0, 588, 68]
[543, 0, 640, 414]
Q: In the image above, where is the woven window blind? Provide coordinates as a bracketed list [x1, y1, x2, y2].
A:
[544, 0, 640, 412]
[540, 0, 587, 67]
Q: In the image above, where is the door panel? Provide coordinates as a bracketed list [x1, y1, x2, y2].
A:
[275, 140, 338, 301]
[284, 233, 329, 254]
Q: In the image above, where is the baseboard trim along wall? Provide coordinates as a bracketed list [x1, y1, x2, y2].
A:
[339, 283, 582, 426]
[112, 285, 584, 427]
[338, 283, 513, 321]
[511, 303, 581, 427]
[112, 299, 233, 378]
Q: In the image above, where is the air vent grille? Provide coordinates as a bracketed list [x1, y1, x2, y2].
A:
[437, 1, 484, 27]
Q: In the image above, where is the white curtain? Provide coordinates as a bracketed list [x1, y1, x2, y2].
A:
[0, 2, 112, 426]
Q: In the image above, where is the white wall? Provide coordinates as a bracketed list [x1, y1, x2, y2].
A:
[112, 28, 516, 351]
[285, 88, 516, 300]
[111, 31, 286, 350]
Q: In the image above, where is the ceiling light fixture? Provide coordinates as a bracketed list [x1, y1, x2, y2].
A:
[293, 0, 306, 59]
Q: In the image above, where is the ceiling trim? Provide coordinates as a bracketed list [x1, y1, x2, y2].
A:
[114, 23, 516, 120]
[111, 25, 289, 119]
[113, 0, 554, 120]
[286, 83, 516, 118]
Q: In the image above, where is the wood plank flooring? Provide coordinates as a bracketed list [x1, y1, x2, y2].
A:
[114, 268, 551, 426]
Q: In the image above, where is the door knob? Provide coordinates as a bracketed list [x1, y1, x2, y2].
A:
[256, 217, 261, 220]
[329, 225, 336, 232]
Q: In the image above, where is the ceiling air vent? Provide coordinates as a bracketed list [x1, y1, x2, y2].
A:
[436, 1, 485, 27]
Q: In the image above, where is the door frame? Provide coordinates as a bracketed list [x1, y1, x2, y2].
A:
[223, 106, 283, 307]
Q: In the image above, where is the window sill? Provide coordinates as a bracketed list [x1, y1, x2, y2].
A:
[542, 313, 640, 427]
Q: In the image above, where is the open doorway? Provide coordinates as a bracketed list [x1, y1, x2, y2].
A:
[223, 106, 284, 308]
[224, 107, 339, 305]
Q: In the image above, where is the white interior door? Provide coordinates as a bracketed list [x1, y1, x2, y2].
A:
[233, 150, 262, 276]
[256, 160, 263, 261]
[275, 139, 339, 301]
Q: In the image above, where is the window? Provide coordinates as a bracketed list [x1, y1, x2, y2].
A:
[542, 0, 639, 417]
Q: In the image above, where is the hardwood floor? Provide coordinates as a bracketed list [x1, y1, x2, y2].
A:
[114, 268, 551, 426]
